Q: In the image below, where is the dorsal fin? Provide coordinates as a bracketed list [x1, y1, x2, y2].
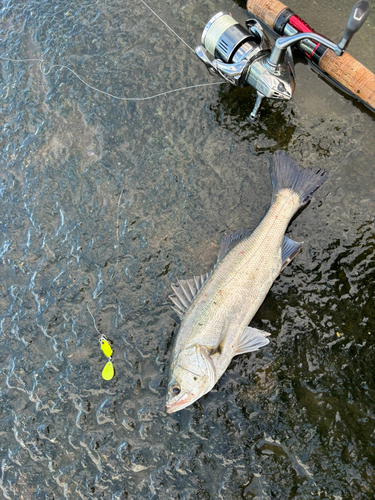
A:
[217, 228, 253, 262]
[169, 272, 212, 318]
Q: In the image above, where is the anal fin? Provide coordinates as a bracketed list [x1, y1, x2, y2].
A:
[234, 326, 270, 356]
[281, 236, 303, 272]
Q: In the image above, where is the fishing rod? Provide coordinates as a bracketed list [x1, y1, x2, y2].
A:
[195, 1, 373, 120]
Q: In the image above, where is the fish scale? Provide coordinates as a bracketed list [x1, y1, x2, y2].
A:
[178, 189, 299, 350]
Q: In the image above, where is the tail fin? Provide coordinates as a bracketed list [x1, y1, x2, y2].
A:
[272, 151, 329, 207]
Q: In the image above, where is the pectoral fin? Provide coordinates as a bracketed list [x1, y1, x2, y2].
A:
[234, 326, 270, 356]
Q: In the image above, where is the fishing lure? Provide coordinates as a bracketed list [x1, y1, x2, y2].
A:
[102, 360, 115, 380]
[99, 335, 115, 381]
[87, 306, 115, 381]
[100, 337, 113, 358]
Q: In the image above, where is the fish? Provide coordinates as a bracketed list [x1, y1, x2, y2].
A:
[165, 151, 328, 414]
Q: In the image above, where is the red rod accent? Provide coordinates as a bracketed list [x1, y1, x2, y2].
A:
[288, 15, 320, 59]
[288, 15, 316, 34]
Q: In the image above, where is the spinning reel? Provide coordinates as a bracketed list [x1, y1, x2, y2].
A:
[195, 2, 370, 120]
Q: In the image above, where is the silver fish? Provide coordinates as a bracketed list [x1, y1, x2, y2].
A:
[166, 151, 328, 414]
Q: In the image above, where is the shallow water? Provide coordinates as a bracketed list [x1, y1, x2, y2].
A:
[0, 0, 374, 498]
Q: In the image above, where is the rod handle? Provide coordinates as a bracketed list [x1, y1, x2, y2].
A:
[246, 0, 287, 29]
[319, 50, 375, 109]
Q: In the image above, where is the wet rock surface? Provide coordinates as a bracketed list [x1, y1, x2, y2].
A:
[0, 0, 374, 498]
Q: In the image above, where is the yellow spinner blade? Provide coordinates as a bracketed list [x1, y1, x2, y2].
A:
[102, 361, 114, 380]
[100, 339, 113, 358]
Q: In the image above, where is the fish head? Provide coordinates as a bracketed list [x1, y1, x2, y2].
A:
[165, 345, 216, 414]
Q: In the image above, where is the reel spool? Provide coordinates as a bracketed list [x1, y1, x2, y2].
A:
[201, 12, 256, 63]
[195, 2, 370, 120]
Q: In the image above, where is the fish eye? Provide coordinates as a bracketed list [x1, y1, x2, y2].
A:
[170, 384, 180, 395]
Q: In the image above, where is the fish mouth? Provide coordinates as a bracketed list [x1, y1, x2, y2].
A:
[165, 392, 192, 414]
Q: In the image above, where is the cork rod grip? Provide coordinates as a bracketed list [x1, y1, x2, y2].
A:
[319, 50, 375, 109]
[246, 0, 287, 28]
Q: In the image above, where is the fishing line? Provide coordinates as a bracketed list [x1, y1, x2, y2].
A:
[139, 0, 196, 54]
[87, 305, 101, 336]
[0, 1, 221, 102]
[0, 56, 221, 101]
[330, 147, 356, 175]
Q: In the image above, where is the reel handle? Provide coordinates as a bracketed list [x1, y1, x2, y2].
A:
[338, 1, 370, 51]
